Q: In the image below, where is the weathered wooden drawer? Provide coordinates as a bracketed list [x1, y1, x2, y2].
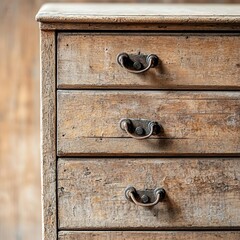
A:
[57, 33, 240, 90]
[38, 4, 240, 240]
[58, 158, 240, 229]
[58, 231, 240, 240]
[57, 90, 240, 156]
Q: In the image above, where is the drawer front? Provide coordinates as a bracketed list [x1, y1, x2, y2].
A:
[57, 91, 240, 156]
[57, 33, 240, 90]
[58, 158, 240, 229]
[59, 231, 240, 240]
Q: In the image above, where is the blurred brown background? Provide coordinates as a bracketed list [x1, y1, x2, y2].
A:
[0, 0, 239, 239]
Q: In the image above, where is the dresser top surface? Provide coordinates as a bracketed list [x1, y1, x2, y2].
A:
[36, 3, 240, 24]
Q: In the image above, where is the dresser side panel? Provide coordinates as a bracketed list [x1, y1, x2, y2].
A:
[40, 30, 57, 240]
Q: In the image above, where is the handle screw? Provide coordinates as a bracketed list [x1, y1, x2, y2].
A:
[133, 61, 142, 70]
[141, 195, 149, 203]
[135, 127, 144, 136]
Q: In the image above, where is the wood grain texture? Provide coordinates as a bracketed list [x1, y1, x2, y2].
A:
[40, 21, 240, 31]
[40, 30, 57, 240]
[37, 3, 240, 30]
[57, 33, 240, 89]
[0, 0, 238, 240]
[58, 231, 240, 240]
[57, 91, 240, 156]
[36, 4, 240, 24]
[58, 158, 240, 229]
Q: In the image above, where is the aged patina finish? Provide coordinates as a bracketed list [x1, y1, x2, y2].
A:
[37, 4, 240, 240]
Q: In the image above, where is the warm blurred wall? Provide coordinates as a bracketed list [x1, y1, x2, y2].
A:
[0, 0, 239, 239]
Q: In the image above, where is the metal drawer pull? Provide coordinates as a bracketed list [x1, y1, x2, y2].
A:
[120, 118, 161, 140]
[125, 186, 165, 207]
[117, 53, 158, 74]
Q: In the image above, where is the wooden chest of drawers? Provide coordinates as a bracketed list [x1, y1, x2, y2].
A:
[36, 4, 240, 240]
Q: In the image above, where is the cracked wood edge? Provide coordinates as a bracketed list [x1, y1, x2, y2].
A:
[41, 30, 57, 240]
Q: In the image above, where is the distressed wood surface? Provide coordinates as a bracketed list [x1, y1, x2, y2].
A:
[57, 91, 240, 156]
[58, 231, 240, 240]
[36, 4, 240, 24]
[58, 158, 240, 229]
[57, 33, 240, 89]
[0, 0, 238, 240]
[37, 4, 240, 30]
[40, 30, 57, 240]
[40, 22, 240, 31]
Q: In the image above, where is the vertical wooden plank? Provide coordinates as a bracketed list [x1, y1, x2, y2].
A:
[40, 30, 57, 240]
